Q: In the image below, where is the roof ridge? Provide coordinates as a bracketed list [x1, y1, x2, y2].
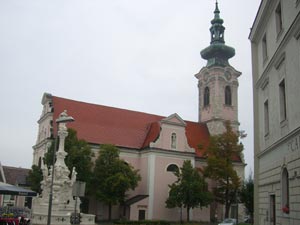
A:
[53, 95, 166, 118]
[3, 166, 30, 170]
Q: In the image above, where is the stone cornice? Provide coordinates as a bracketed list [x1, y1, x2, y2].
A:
[33, 138, 52, 150]
[202, 118, 240, 126]
[37, 112, 53, 124]
[140, 147, 195, 158]
[195, 65, 241, 81]
[249, 0, 276, 42]
[41, 92, 52, 105]
[161, 113, 186, 127]
[257, 126, 300, 159]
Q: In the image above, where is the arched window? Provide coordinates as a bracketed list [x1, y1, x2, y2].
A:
[282, 167, 289, 213]
[171, 133, 176, 149]
[38, 157, 42, 169]
[225, 86, 232, 105]
[167, 164, 179, 173]
[204, 87, 210, 107]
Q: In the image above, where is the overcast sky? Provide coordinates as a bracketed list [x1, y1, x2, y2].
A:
[0, 0, 260, 177]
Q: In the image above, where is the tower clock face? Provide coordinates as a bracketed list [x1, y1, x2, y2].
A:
[225, 71, 231, 80]
[204, 72, 209, 82]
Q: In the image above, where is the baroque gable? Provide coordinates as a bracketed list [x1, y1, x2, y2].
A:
[149, 113, 194, 153]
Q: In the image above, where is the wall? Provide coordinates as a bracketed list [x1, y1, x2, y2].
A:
[250, 0, 300, 224]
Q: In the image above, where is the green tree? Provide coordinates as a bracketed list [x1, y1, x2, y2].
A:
[166, 160, 212, 222]
[26, 165, 43, 194]
[240, 174, 254, 223]
[204, 121, 243, 218]
[92, 144, 141, 221]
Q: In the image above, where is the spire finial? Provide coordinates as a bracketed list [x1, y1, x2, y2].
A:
[200, 0, 235, 67]
[214, 0, 220, 18]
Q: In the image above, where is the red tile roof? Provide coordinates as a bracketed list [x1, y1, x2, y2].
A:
[52, 96, 210, 158]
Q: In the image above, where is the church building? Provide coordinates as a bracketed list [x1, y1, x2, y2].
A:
[32, 2, 245, 222]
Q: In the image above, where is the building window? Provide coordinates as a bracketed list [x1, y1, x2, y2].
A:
[275, 2, 283, 35]
[270, 194, 276, 224]
[167, 164, 179, 173]
[50, 127, 54, 138]
[171, 133, 176, 149]
[38, 157, 42, 168]
[204, 87, 210, 107]
[264, 100, 269, 135]
[225, 86, 232, 105]
[279, 79, 287, 121]
[281, 168, 289, 213]
[138, 210, 146, 220]
[3, 195, 15, 207]
[262, 34, 268, 62]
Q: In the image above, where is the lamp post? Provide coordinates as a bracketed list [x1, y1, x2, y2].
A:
[47, 110, 74, 225]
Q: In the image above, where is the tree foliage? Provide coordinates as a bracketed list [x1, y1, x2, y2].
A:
[166, 160, 212, 221]
[204, 121, 243, 218]
[26, 165, 43, 194]
[92, 144, 141, 220]
[240, 174, 254, 221]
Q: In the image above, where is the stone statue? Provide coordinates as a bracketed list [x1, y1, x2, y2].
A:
[42, 166, 48, 180]
[71, 167, 77, 185]
[32, 111, 95, 225]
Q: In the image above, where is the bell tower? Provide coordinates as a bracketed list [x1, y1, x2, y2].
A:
[195, 1, 241, 135]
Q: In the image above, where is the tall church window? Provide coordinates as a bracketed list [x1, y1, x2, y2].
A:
[171, 133, 177, 149]
[38, 157, 42, 168]
[279, 79, 287, 122]
[264, 100, 269, 135]
[281, 167, 289, 213]
[275, 2, 283, 36]
[262, 33, 268, 62]
[270, 194, 276, 224]
[204, 87, 210, 107]
[225, 86, 232, 105]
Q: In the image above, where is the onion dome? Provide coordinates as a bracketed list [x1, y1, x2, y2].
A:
[200, 1, 235, 67]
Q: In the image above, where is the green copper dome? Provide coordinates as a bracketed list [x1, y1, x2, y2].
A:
[200, 1, 235, 67]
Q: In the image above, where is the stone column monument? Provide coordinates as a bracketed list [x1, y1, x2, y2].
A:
[32, 111, 95, 225]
